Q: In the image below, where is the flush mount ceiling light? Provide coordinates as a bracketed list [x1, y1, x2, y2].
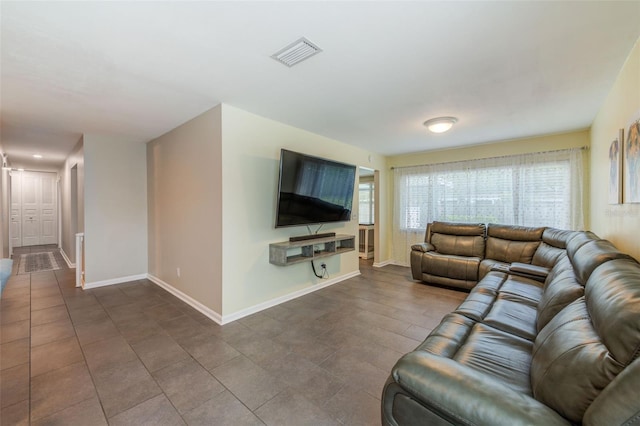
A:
[271, 37, 322, 67]
[33, 154, 43, 159]
[423, 117, 458, 133]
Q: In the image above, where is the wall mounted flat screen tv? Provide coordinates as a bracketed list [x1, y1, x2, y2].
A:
[275, 149, 356, 228]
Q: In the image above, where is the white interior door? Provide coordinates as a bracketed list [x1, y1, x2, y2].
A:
[10, 173, 21, 248]
[21, 172, 40, 246]
[12, 171, 59, 247]
[40, 173, 58, 245]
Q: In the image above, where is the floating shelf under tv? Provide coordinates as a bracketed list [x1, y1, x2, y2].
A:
[269, 234, 355, 266]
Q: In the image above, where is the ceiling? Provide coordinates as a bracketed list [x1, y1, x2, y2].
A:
[2, 1, 639, 169]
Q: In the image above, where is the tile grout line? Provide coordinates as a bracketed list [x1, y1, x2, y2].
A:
[27, 249, 91, 423]
[28, 269, 32, 426]
[94, 282, 233, 424]
[51, 255, 109, 424]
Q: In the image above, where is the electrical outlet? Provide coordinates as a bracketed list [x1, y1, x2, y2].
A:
[321, 263, 326, 270]
[176, 267, 181, 278]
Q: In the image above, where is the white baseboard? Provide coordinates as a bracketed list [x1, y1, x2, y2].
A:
[373, 259, 394, 268]
[221, 270, 361, 324]
[83, 270, 361, 325]
[59, 248, 76, 269]
[146, 274, 224, 325]
[146, 270, 360, 325]
[83, 273, 148, 290]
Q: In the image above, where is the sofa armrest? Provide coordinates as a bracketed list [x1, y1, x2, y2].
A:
[411, 242, 435, 253]
[509, 262, 550, 282]
[393, 351, 570, 426]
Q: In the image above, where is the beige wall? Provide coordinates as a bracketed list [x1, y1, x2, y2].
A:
[84, 135, 148, 284]
[590, 37, 640, 260]
[220, 104, 388, 316]
[147, 106, 223, 314]
[59, 137, 84, 263]
[146, 104, 388, 319]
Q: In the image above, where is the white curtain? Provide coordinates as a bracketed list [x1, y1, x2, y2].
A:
[392, 148, 586, 265]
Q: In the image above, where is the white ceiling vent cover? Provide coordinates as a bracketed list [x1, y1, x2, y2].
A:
[271, 37, 322, 67]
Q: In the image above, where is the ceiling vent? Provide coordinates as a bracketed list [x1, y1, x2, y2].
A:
[271, 37, 322, 67]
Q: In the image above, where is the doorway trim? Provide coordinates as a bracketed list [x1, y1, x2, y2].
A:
[8, 169, 60, 250]
[357, 166, 380, 267]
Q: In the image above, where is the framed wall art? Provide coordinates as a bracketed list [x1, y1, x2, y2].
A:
[608, 131, 622, 204]
[624, 112, 640, 203]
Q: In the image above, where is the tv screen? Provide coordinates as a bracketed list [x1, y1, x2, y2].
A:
[275, 149, 356, 228]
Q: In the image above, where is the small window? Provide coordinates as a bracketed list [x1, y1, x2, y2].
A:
[359, 181, 374, 225]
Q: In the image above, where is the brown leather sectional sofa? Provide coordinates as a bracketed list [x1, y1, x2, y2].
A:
[383, 222, 640, 425]
[410, 222, 553, 290]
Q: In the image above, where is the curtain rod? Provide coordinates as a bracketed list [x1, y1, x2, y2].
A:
[390, 146, 589, 170]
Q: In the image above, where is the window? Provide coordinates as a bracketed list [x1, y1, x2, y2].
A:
[392, 148, 586, 265]
[359, 181, 374, 224]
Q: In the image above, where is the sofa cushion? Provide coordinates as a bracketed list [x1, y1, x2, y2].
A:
[416, 312, 535, 395]
[454, 272, 506, 321]
[430, 221, 486, 237]
[415, 313, 476, 358]
[453, 323, 534, 395]
[536, 256, 584, 332]
[569, 239, 636, 285]
[487, 224, 545, 241]
[540, 228, 578, 249]
[531, 259, 640, 424]
[486, 238, 541, 264]
[422, 252, 481, 282]
[498, 276, 542, 306]
[430, 233, 485, 257]
[584, 258, 640, 367]
[531, 298, 622, 423]
[483, 296, 538, 341]
[583, 357, 640, 426]
[429, 222, 486, 258]
[485, 224, 544, 264]
[532, 242, 565, 268]
[565, 231, 599, 260]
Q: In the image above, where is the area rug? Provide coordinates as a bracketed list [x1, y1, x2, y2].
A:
[17, 252, 61, 275]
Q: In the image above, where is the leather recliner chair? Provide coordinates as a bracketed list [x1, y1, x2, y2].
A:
[410, 222, 486, 290]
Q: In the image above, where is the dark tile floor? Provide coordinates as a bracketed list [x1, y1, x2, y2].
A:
[0, 247, 467, 425]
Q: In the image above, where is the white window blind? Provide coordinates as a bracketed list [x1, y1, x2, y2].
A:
[392, 148, 586, 265]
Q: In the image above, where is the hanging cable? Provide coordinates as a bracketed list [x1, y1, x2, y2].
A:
[311, 260, 323, 278]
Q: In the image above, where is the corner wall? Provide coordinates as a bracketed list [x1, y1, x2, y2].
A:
[590, 37, 640, 260]
[83, 135, 148, 285]
[59, 137, 84, 263]
[146, 104, 388, 321]
[147, 106, 224, 315]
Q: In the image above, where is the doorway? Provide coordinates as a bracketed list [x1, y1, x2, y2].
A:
[358, 167, 378, 263]
[10, 170, 59, 249]
[70, 165, 78, 262]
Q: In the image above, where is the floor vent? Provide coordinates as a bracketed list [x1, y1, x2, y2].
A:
[271, 37, 322, 67]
